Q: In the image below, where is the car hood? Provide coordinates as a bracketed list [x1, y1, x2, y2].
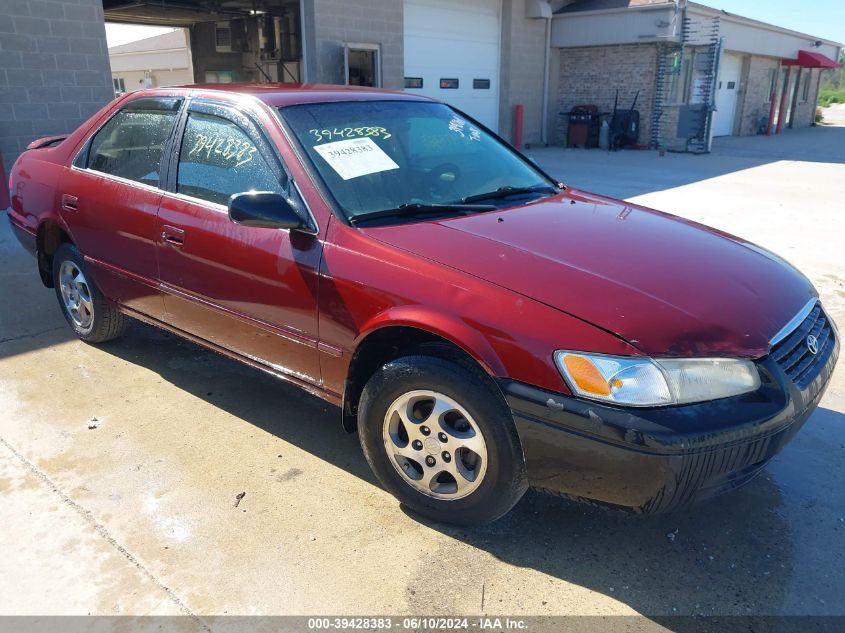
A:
[362, 189, 816, 357]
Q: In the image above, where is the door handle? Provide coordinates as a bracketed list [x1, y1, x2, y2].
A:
[161, 225, 185, 247]
[61, 194, 78, 212]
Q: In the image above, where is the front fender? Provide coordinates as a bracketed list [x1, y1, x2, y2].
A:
[355, 305, 508, 378]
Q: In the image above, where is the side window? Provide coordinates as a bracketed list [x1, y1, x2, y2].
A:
[87, 102, 179, 187]
[176, 112, 283, 206]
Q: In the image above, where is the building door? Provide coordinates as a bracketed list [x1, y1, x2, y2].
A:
[345, 43, 380, 87]
[712, 53, 742, 136]
[403, 0, 501, 131]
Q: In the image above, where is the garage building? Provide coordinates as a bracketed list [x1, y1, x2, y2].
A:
[553, 0, 842, 152]
[0, 0, 841, 170]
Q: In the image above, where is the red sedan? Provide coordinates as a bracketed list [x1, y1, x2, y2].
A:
[7, 85, 839, 524]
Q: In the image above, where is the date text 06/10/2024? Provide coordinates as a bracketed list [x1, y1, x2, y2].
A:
[307, 617, 529, 630]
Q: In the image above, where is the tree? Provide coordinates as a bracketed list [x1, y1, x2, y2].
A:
[820, 51, 845, 90]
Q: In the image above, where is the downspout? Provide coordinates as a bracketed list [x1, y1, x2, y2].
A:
[541, 15, 551, 145]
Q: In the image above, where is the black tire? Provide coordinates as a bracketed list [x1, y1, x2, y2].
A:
[52, 242, 128, 343]
[358, 353, 527, 525]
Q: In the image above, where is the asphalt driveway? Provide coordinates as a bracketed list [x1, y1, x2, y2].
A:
[1, 125, 843, 624]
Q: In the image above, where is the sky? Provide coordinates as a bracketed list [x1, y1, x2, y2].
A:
[104, 0, 845, 49]
[687, 0, 844, 45]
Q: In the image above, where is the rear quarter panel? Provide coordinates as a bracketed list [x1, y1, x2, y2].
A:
[9, 97, 123, 243]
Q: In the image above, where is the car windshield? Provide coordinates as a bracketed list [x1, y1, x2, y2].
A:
[280, 100, 556, 222]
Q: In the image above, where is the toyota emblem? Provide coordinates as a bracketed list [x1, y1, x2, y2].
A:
[807, 334, 819, 355]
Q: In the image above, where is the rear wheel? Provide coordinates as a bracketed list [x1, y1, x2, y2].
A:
[358, 353, 527, 525]
[52, 243, 127, 343]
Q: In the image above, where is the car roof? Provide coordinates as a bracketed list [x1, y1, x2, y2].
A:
[136, 83, 435, 108]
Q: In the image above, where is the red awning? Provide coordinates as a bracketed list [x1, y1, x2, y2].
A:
[782, 50, 840, 68]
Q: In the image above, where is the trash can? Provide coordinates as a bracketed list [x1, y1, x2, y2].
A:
[567, 105, 599, 148]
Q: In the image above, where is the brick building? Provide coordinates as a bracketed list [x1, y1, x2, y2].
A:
[553, 0, 841, 152]
[0, 0, 842, 172]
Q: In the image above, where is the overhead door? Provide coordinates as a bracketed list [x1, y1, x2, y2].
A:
[712, 53, 742, 136]
[403, 0, 501, 130]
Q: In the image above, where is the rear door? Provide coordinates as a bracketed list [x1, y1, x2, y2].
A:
[156, 99, 323, 386]
[61, 97, 182, 320]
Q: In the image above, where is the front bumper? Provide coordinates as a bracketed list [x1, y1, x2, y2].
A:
[501, 339, 838, 514]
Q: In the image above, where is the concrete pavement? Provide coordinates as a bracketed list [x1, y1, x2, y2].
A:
[1, 125, 844, 621]
[821, 103, 845, 127]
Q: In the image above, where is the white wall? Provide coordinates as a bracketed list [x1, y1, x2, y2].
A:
[687, 7, 840, 61]
[551, 7, 676, 47]
[552, 4, 840, 64]
[112, 68, 194, 92]
[109, 48, 191, 73]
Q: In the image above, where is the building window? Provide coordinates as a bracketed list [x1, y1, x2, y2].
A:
[204, 70, 234, 83]
[801, 70, 811, 102]
[473, 79, 491, 89]
[404, 77, 423, 89]
[439, 78, 459, 89]
[112, 77, 126, 94]
[215, 22, 232, 53]
[667, 49, 695, 104]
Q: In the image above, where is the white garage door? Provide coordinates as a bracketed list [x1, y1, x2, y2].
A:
[404, 0, 501, 130]
[712, 53, 742, 137]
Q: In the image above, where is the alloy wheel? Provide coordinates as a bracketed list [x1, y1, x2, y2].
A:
[58, 260, 94, 330]
[383, 390, 488, 499]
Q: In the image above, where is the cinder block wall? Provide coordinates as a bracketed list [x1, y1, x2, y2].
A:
[738, 55, 779, 136]
[0, 0, 114, 170]
[556, 44, 657, 147]
[303, 0, 404, 89]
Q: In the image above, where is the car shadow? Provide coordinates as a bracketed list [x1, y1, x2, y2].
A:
[92, 320, 840, 621]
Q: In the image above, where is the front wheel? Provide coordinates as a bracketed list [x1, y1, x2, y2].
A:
[358, 354, 527, 525]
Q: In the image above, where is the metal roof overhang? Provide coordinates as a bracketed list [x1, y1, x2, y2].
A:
[102, 0, 297, 27]
[782, 50, 840, 69]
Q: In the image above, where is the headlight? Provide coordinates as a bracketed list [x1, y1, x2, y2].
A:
[554, 351, 760, 407]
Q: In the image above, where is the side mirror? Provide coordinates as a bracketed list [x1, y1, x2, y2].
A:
[228, 191, 306, 230]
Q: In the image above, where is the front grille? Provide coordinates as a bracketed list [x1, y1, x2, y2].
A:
[771, 302, 836, 390]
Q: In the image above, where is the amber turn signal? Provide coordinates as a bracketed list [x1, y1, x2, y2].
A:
[561, 354, 611, 396]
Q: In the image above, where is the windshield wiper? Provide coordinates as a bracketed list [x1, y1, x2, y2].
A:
[461, 184, 558, 204]
[349, 202, 496, 226]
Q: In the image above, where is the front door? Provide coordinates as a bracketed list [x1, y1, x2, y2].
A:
[156, 100, 323, 385]
[61, 97, 182, 320]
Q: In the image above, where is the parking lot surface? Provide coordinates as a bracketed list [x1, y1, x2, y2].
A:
[1, 126, 844, 621]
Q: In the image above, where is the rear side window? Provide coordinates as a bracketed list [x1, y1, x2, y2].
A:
[86, 100, 180, 187]
[176, 112, 283, 206]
